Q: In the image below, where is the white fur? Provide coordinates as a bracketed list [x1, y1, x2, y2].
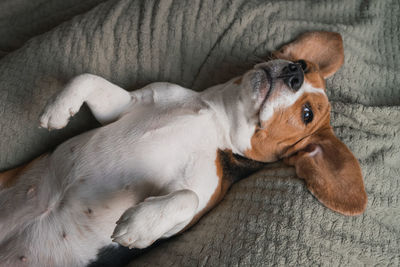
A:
[307, 145, 322, 157]
[200, 78, 257, 155]
[112, 190, 199, 249]
[0, 62, 324, 266]
[1, 74, 240, 266]
[40, 74, 132, 128]
[260, 81, 326, 123]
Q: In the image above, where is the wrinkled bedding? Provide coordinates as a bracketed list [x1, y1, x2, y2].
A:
[0, 0, 399, 265]
[0, 0, 107, 57]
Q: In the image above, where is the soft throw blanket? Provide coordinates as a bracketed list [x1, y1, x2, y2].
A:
[0, 0, 107, 57]
[0, 0, 399, 265]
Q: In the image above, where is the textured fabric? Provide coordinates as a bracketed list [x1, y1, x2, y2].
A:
[0, 0, 107, 57]
[0, 0, 399, 265]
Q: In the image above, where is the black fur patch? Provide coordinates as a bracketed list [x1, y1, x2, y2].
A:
[218, 149, 266, 183]
[87, 240, 164, 267]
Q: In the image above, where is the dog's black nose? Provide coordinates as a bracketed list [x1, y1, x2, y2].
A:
[281, 62, 304, 91]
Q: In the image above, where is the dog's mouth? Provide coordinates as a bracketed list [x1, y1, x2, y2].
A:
[260, 68, 273, 107]
[250, 67, 273, 109]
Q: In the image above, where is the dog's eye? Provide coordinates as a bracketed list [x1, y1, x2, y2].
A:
[302, 103, 313, 125]
[296, 60, 308, 73]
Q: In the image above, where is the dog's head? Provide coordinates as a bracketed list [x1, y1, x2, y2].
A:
[231, 31, 366, 216]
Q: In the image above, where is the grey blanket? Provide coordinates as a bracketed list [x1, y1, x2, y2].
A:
[0, 0, 399, 265]
[0, 0, 107, 57]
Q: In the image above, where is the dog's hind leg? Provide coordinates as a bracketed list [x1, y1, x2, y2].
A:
[111, 189, 199, 249]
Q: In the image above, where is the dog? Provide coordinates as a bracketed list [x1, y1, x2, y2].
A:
[0, 31, 367, 266]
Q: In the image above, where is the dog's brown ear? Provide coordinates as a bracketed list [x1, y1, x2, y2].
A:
[284, 128, 367, 216]
[273, 31, 344, 78]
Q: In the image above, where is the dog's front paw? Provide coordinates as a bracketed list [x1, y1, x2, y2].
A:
[39, 95, 81, 130]
[111, 202, 168, 249]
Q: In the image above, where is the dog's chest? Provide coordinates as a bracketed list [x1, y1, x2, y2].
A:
[55, 103, 224, 207]
[41, 104, 227, 256]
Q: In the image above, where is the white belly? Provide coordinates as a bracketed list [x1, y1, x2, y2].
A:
[0, 101, 224, 266]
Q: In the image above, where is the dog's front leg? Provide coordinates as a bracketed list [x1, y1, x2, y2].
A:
[111, 189, 199, 249]
[129, 82, 193, 105]
[40, 74, 132, 129]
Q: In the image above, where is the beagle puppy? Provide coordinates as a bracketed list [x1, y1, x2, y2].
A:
[0, 31, 367, 267]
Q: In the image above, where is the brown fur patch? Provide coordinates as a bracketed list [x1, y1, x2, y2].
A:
[245, 92, 331, 162]
[0, 154, 47, 189]
[284, 128, 367, 215]
[234, 77, 242, 85]
[303, 60, 326, 89]
[273, 31, 344, 78]
[181, 149, 265, 232]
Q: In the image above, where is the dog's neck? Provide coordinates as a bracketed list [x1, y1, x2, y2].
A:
[200, 77, 256, 155]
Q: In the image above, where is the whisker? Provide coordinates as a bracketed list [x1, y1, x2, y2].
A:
[265, 53, 277, 61]
[276, 74, 293, 79]
[247, 55, 265, 64]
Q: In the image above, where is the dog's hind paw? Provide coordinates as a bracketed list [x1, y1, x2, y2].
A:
[111, 204, 161, 249]
[111, 190, 198, 249]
